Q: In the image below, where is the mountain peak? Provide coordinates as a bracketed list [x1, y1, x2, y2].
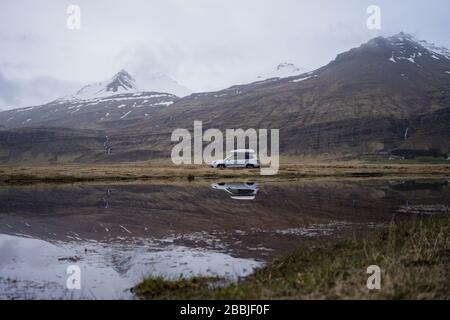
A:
[106, 69, 137, 93]
[57, 68, 192, 102]
[59, 70, 139, 101]
[114, 69, 134, 80]
[337, 32, 450, 66]
[389, 32, 415, 41]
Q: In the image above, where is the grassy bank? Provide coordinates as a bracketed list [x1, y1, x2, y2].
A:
[1, 161, 449, 185]
[134, 216, 450, 300]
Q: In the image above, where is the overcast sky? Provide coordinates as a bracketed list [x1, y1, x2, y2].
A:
[1, 0, 449, 109]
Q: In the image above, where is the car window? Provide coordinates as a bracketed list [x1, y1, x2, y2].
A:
[226, 152, 256, 160]
[244, 153, 256, 160]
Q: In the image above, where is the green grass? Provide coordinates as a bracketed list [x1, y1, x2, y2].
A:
[134, 216, 450, 300]
[132, 277, 221, 299]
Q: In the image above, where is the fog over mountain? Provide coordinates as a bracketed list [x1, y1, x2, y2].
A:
[0, 70, 80, 110]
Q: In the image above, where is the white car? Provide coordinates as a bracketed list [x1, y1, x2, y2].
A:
[211, 182, 259, 200]
[210, 149, 260, 169]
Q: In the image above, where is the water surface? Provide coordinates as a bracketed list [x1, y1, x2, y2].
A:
[0, 179, 449, 299]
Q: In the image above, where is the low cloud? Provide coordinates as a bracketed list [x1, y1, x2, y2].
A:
[1, 0, 450, 100]
[0, 70, 80, 110]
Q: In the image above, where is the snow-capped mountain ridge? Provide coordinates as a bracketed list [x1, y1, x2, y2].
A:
[56, 69, 192, 103]
[383, 32, 450, 63]
[416, 40, 450, 60]
[386, 33, 450, 59]
[62, 70, 139, 101]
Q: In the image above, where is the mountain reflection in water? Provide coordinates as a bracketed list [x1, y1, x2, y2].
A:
[0, 179, 448, 299]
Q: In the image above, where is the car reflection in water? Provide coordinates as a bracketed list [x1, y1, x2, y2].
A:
[211, 182, 259, 200]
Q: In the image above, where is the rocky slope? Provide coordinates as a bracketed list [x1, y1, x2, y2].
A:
[108, 32, 450, 160]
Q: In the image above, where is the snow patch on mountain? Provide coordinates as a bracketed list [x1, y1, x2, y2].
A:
[389, 54, 397, 63]
[120, 110, 132, 119]
[291, 74, 317, 83]
[258, 63, 309, 80]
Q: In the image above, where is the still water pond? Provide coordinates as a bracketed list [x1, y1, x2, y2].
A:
[0, 179, 449, 299]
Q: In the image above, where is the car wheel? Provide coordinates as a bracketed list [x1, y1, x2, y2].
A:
[246, 164, 255, 169]
[217, 164, 226, 169]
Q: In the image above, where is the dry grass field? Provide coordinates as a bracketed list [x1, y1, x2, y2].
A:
[0, 158, 449, 184]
